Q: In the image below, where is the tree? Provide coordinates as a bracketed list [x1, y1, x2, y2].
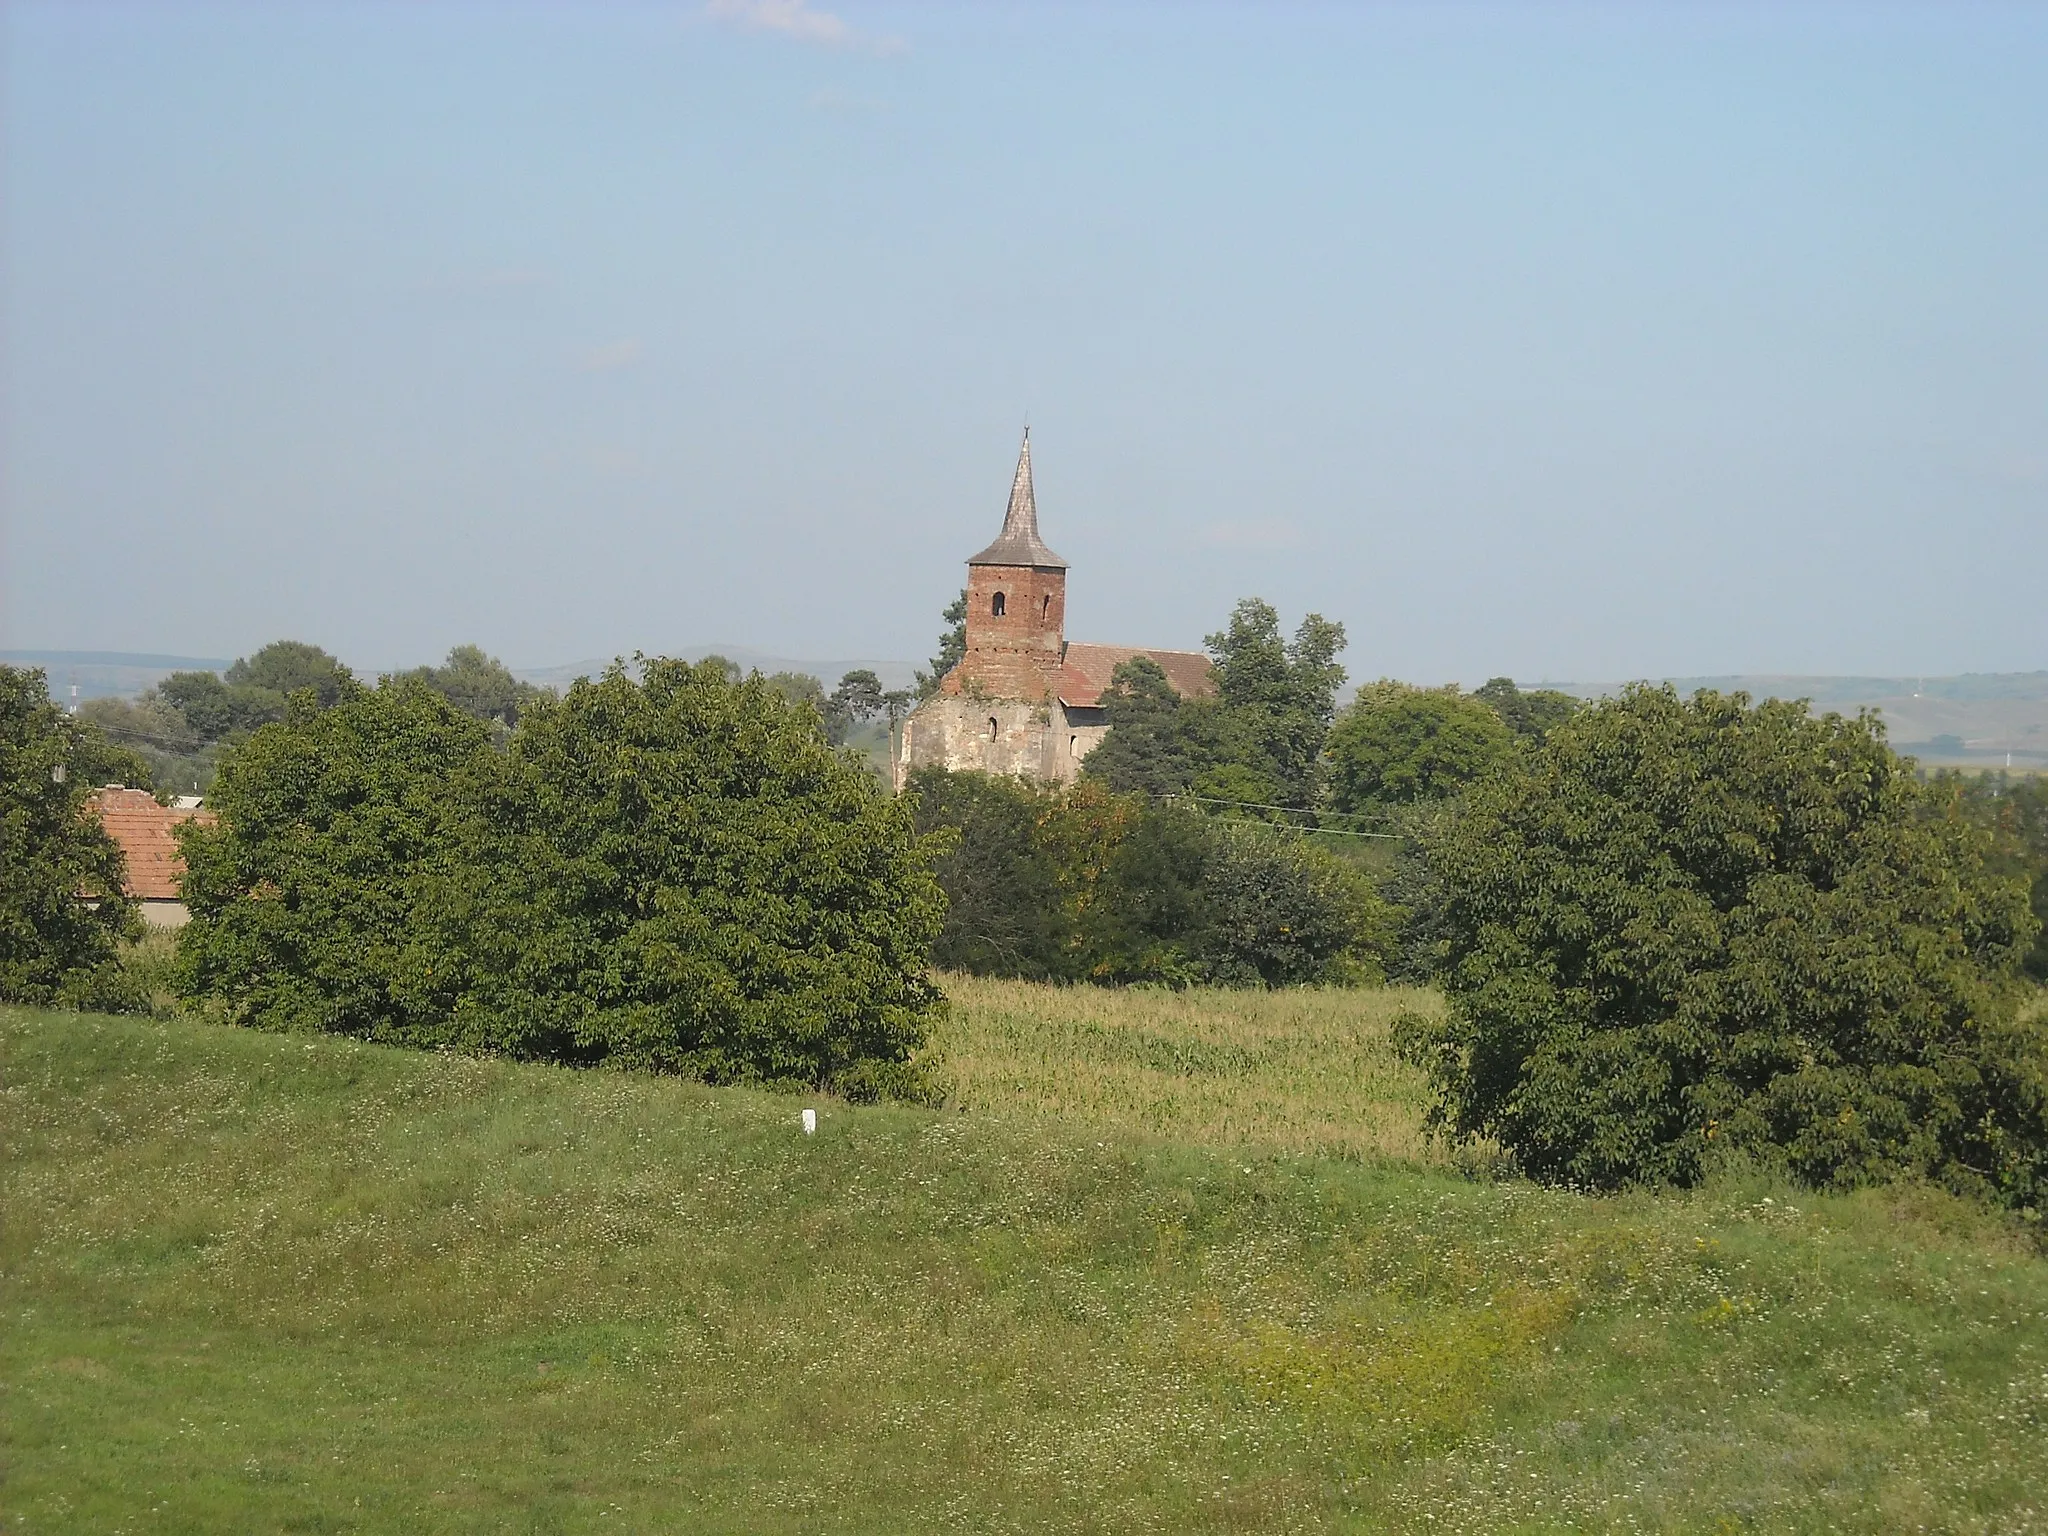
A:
[760, 670, 827, 728]
[1197, 821, 1387, 987]
[1402, 686, 2046, 1206]
[1083, 598, 1343, 811]
[459, 659, 948, 1093]
[176, 678, 497, 1038]
[826, 669, 886, 747]
[1204, 599, 1347, 810]
[1082, 657, 1221, 799]
[157, 642, 351, 746]
[77, 695, 207, 795]
[908, 767, 1074, 979]
[396, 644, 546, 727]
[1936, 771, 2048, 982]
[225, 640, 354, 707]
[1324, 684, 1518, 814]
[914, 590, 969, 701]
[0, 666, 143, 1007]
[1070, 792, 1214, 984]
[178, 660, 949, 1098]
[909, 765, 1391, 989]
[156, 671, 278, 744]
[1472, 677, 1580, 743]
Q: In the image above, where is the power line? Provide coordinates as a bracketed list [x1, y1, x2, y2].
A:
[1162, 794, 1404, 838]
[1174, 794, 1395, 821]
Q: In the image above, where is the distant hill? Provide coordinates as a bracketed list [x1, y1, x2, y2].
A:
[1559, 672, 2048, 770]
[515, 647, 919, 694]
[1, 651, 232, 703]
[4, 647, 922, 703]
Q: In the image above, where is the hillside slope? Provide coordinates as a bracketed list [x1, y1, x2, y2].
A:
[5, 1003, 2046, 1533]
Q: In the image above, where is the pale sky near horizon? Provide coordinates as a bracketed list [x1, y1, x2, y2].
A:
[4, 1, 2043, 685]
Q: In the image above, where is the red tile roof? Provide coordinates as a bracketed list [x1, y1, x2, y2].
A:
[88, 787, 213, 901]
[1058, 643, 1216, 709]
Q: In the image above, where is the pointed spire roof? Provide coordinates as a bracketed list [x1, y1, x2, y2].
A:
[968, 428, 1066, 568]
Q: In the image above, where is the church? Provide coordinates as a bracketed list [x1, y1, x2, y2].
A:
[896, 431, 1215, 789]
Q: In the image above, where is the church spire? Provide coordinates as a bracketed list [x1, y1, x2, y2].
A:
[967, 427, 1066, 569]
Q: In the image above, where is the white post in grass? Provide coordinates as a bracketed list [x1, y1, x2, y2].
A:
[802, 1108, 817, 1136]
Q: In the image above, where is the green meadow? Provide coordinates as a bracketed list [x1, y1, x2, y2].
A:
[5, 985, 2047, 1533]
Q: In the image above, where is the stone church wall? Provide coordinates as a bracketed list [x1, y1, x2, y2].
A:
[897, 696, 1106, 789]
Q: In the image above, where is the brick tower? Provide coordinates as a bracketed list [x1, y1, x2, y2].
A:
[946, 429, 1066, 702]
[896, 429, 1212, 789]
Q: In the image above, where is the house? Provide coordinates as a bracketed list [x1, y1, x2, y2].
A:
[89, 786, 212, 928]
[896, 431, 1215, 788]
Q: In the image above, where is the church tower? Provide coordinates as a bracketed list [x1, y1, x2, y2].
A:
[901, 426, 1211, 790]
[947, 429, 1067, 702]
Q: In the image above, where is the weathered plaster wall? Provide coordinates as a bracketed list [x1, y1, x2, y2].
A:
[897, 697, 1105, 789]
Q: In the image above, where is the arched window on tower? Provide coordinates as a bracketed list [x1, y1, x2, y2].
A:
[991, 591, 1006, 618]
[1040, 594, 1051, 621]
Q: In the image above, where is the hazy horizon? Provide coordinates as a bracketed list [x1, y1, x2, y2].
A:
[5, 3, 2043, 680]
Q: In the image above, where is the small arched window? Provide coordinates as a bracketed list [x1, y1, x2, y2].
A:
[1040, 595, 1051, 621]
[988, 717, 1000, 742]
[991, 591, 1006, 618]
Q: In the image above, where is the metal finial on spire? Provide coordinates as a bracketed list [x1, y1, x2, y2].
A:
[968, 427, 1065, 569]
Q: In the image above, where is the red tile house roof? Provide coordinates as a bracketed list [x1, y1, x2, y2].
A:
[1056, 643, 1216, 709]
[88, 787, 212, 900]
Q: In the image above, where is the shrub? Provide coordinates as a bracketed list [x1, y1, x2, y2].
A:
[1199, 821, 1389, 987]
[909, 767, 1072, 979]
[910, 767, 1389, 988]
[0, 666, 144, 1007]
[178, 661, 948, 1095]
[1402, 686, 2047, 1206]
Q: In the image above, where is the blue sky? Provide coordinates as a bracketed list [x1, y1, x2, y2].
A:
[4, 1, 2043, 683]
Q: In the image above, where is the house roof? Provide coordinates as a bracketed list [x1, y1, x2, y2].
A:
[967, 429, 1066, 569]
[89, 787, 212, 901]
[1057, 643, 1216, 709]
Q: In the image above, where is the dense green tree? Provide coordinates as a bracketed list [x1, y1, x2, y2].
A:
[914, 591, 969, 701]
[157, 641, 349, 745]
[1198, 821, 1388, 987]
[225, 640, 354, 707]
[395, 644, 546, 727]
[910, 766, 1388, 988]
[1084, 598, 1343, 811]
[176, 678, 495, 1038]
[1324, 683, 1519, 814]
[156, 670, 281, 743]
[1083, 658, 1221, 800]
[1401, 686, 2046, 1206]
[907, 767, 1073, 979]
[1472, 677, 1580, 743]
[179, 660, 947, 1097]
[0, 666, 143, 1007]
[761, 670, 828, 722]
[76, 695, 207, 794]
[826, 669, 886, 747]
[1204, 599, 1347, 810]
[456, 659, 948, 1092]
[1072, 796, 1215, 984]
[1936, 771, 2048, 982]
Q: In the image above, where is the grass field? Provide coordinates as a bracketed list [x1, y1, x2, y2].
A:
[926, 976, 1447, 1165]
[6, 986, 2048, 1533]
